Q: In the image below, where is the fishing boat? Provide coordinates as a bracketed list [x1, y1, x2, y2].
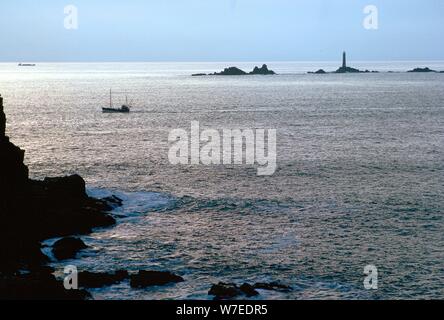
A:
[102, 89, 131, 113]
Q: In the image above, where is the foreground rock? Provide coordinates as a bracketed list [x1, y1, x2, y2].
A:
[79, 270, 129, 288]
[0, 95, 28, 198]
[52, 237, 88, 261]
[0, 269, 91, 300]
[208, 281, 292, 299]
[209, 282, 243, 299]
[239, 283, 260, 297]
[101, 195, 124, 209]
[0, 94, 119, 299]
[130, 271, 184, 288]
[253, 282, 293, 292]
[43, 175, 87, 199]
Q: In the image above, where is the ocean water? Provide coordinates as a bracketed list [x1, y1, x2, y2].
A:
[1, 61, 443, 299]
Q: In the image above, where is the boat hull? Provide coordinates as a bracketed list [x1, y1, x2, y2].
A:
[102, 108, 130, 113]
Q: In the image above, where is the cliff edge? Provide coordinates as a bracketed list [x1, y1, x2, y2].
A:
[0, 94, 117, 299]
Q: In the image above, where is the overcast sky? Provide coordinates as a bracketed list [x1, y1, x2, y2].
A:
[1, 0, 443, 61]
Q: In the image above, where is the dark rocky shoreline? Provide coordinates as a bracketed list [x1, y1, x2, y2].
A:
[1, 94, 292, 300]
[1, 94, 117, 299]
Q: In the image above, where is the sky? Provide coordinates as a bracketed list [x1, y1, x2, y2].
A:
[0, 0, 443, 62]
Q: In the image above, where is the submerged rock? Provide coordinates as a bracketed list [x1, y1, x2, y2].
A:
[240, 283, 259, 297]
[209, 282, 242, 299]
[208, 281, 292, 299]
[253, 282, 293, 292]
[52, 237, 88, 261]
[101, 195, 124, 209]
[208, 282, 261, 299]
[130, 271, 184, 288]
[208, 280, 293, 299]
[79, 270, 129, 288]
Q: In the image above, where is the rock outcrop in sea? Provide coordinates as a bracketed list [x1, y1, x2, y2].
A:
[308, 52, 378, 74]
[0, 94, 117, 299]
[335, 65, 363, 73]
[407, 67, 437, 73]
[0, 94, 187, 299]
[208, 281, 293, 300]
[52, 237, 89, 261]
[192, 64, 276, 76]
[213, 66, 248, 75]
[130, 271, 185, 288]
[308, 69, 327, 74]
[335, 51, 363, 73]
[249, 64, 276, 75]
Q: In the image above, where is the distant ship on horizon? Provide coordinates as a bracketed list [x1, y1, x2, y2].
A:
[18, 63, 36, 67]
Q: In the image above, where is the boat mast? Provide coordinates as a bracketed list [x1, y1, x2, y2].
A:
[110, 89, 112, 108]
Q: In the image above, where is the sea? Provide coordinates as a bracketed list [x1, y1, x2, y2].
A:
[0, 61, 443, 300]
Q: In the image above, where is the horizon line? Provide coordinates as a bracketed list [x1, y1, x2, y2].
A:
[2, 59, 444, 64]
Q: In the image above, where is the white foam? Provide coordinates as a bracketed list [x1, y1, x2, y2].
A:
[87, 188, 175, 217]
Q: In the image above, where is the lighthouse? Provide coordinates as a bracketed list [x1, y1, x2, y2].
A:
[335, 51, 360, 73]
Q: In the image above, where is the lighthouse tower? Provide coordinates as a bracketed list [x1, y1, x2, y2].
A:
[342, 51, 347, 69]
